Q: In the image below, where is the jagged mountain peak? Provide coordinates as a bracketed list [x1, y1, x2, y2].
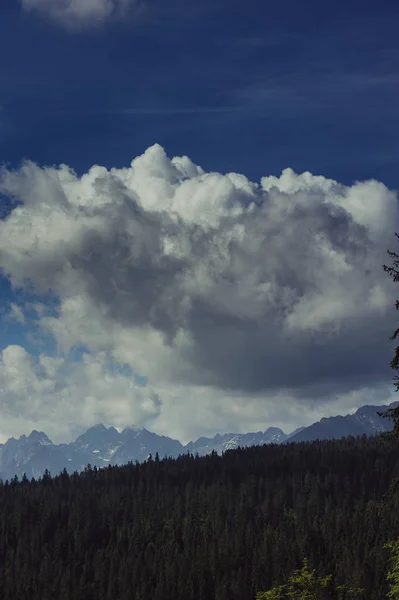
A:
[186, 426, 288, 456]
[0, 401, 396, 481]
[82, 423, 112, 434]
[74, 424, 121, 452]
[78, 424, 120, 436]
[27, 430, 52, 445]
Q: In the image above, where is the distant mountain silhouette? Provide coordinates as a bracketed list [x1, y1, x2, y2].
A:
[0, 401, 396, 481]
[287, 402, 398, 443]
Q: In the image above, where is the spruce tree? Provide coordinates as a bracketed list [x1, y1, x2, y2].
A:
[378, 232, 399, 437]
[256, 558, 364, 599]
[385, 539, 399, 600]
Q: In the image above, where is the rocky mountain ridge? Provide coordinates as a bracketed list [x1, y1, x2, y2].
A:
[0, 401, 397, 481]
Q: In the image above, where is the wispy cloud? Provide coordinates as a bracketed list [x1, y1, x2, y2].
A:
[57, 105, 249, 116]
[234, 70, 399, 112]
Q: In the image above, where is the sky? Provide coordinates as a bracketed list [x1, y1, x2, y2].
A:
[0, 0, 398, 444]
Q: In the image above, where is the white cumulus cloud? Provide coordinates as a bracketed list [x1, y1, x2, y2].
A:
[20, 0, 141, 30]
[0, 345, 161, 442]
[0, 143, 397, 441]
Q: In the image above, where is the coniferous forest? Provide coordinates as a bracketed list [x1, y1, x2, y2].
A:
[1, 432, 399, 600]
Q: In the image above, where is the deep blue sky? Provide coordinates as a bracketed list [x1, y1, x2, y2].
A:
[1, 0, 399, 186]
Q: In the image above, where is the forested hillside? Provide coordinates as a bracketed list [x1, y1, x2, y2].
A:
[1, 434, 399, 600]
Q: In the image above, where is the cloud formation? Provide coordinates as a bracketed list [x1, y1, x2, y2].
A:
[0, 144, 397, 441]
[20, 0, 140, 30]
[0, 345, 160, 442]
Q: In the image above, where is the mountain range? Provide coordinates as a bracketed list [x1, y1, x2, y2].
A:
[0, 401, 397, 482]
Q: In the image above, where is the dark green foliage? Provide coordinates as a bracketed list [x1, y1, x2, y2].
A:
[0, 434, 399, 599]
[385, 538, 399, 599]
[380, 232, 399, 434]
[256, 557, 364, 599]
[377, 233, 399, 509]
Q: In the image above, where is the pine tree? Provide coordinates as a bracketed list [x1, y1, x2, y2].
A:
[378, 232, 399, 437]
[256, 558, 364, 599]
[385, 538, 399, 599]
